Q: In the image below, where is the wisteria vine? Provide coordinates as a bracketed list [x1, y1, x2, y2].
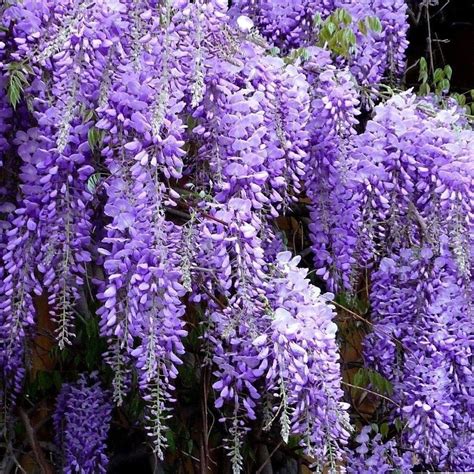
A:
[0, 0, 472, 473]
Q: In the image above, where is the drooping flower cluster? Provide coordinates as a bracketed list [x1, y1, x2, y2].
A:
[304, 56, 362, 292]
[351, 93, 472, 268]
[0, 0, 112, 408]
[92, 2, 190, 456]
[344, 94, 473, 470]
[0, 77, 12, 167]
[346, 425, 414, 473]
[53, 373, 112, 473]
[195, 201, 350, 471]
[97, 170, 187, 456]
[264, 252, 351, 468]
[312, 92, 473, 292]
[365, 248, 473, 471]
[333, 0, 409, 84]
[191, 16, 311, 215]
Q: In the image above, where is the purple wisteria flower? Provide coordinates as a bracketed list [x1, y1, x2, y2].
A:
[1, 1, 472, 473]
[366, 247, 473, 470]
[346, 426, 414, 473]
[53, 373, 112, 473]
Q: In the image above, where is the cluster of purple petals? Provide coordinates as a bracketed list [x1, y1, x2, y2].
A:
[334, 0, 408, 85]
[0, 75, 12, 166]
[229, 0, 409, 85]
[366, 247, 473, 471]
[191, 198, 349, 470]
[303, 53, 363, 293]
[0, 0, 112, 401]
[191, 15, 311, 216]
[180, 7, 351, 467]
[1, 1, 473, 473]
[295, 64, 473, 472]
[0, 19, 20, 403]
[97, 166, 187, 457]
[94, 2, 190, 457]
[194, 199, 273, 469]
[0, 202, 39, 405]
[312, 91, 474, 294]
[346, 425, 413, 473]
[335, 93, 473, 470]
[229, 0, 334, 51]
[349, 92, 473, 275]
[264, 252, 351, 466]
[53, 373, 112, 473]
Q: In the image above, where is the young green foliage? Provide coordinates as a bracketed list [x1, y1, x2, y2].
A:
[6, 62, 31, 109]
[315, 9, 383, 58]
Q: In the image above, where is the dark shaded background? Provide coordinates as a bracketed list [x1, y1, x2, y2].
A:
[406, 0, 474, 92]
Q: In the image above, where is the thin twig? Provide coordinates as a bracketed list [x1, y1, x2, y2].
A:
[199, 284, 227, 310]
[333, 300, 414, 356]
[341, 381, 400, 407]
[425, 3, 435, 76]
[18, 407, 54, 474]
[432, 0, 450, 18]
[433, 32, 446, 67]
[200, 365, 211, 473]
[0, 441, 27, 474]
[181, 450, 201, 463]
[255, 441, 283, 474]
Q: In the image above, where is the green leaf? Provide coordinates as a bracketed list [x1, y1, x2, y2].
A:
[166, 430, 176, 452]
[347, 30, 356, 46]
[418, 70, 428, 83]
[326, 21, 336, 36]
[358, 19, 368, 36]
[313, 13, 322, 27]
[287, 435, 302, 450]
[83, 109, 96, 123]
[367, 16, 382, 33]
[433, 68, 444, 84]
[341, 9, 352, 25]
[355, 368, 393, 396]
[269, 46, 280, 56]
[52, 371, 62, 390]
[384, 378, 393, 396]
[87, 127, 104, 151]
[380, 422, 389, 438]
[353, 369, 364, 387]
[419, 57, 428, 73]
[7, 82, 22, 109]
[301, 48, 311, 61]
[444, 65, 453, 80]
[454, 93, 466, 106]
[6, 63, 30, 110]
[419, 82, 430, 95]
[394, 418, 404, 432]
[436, 78, 450, 95]
[37, 371, 49, 391]
[86, 173, 101, 194]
